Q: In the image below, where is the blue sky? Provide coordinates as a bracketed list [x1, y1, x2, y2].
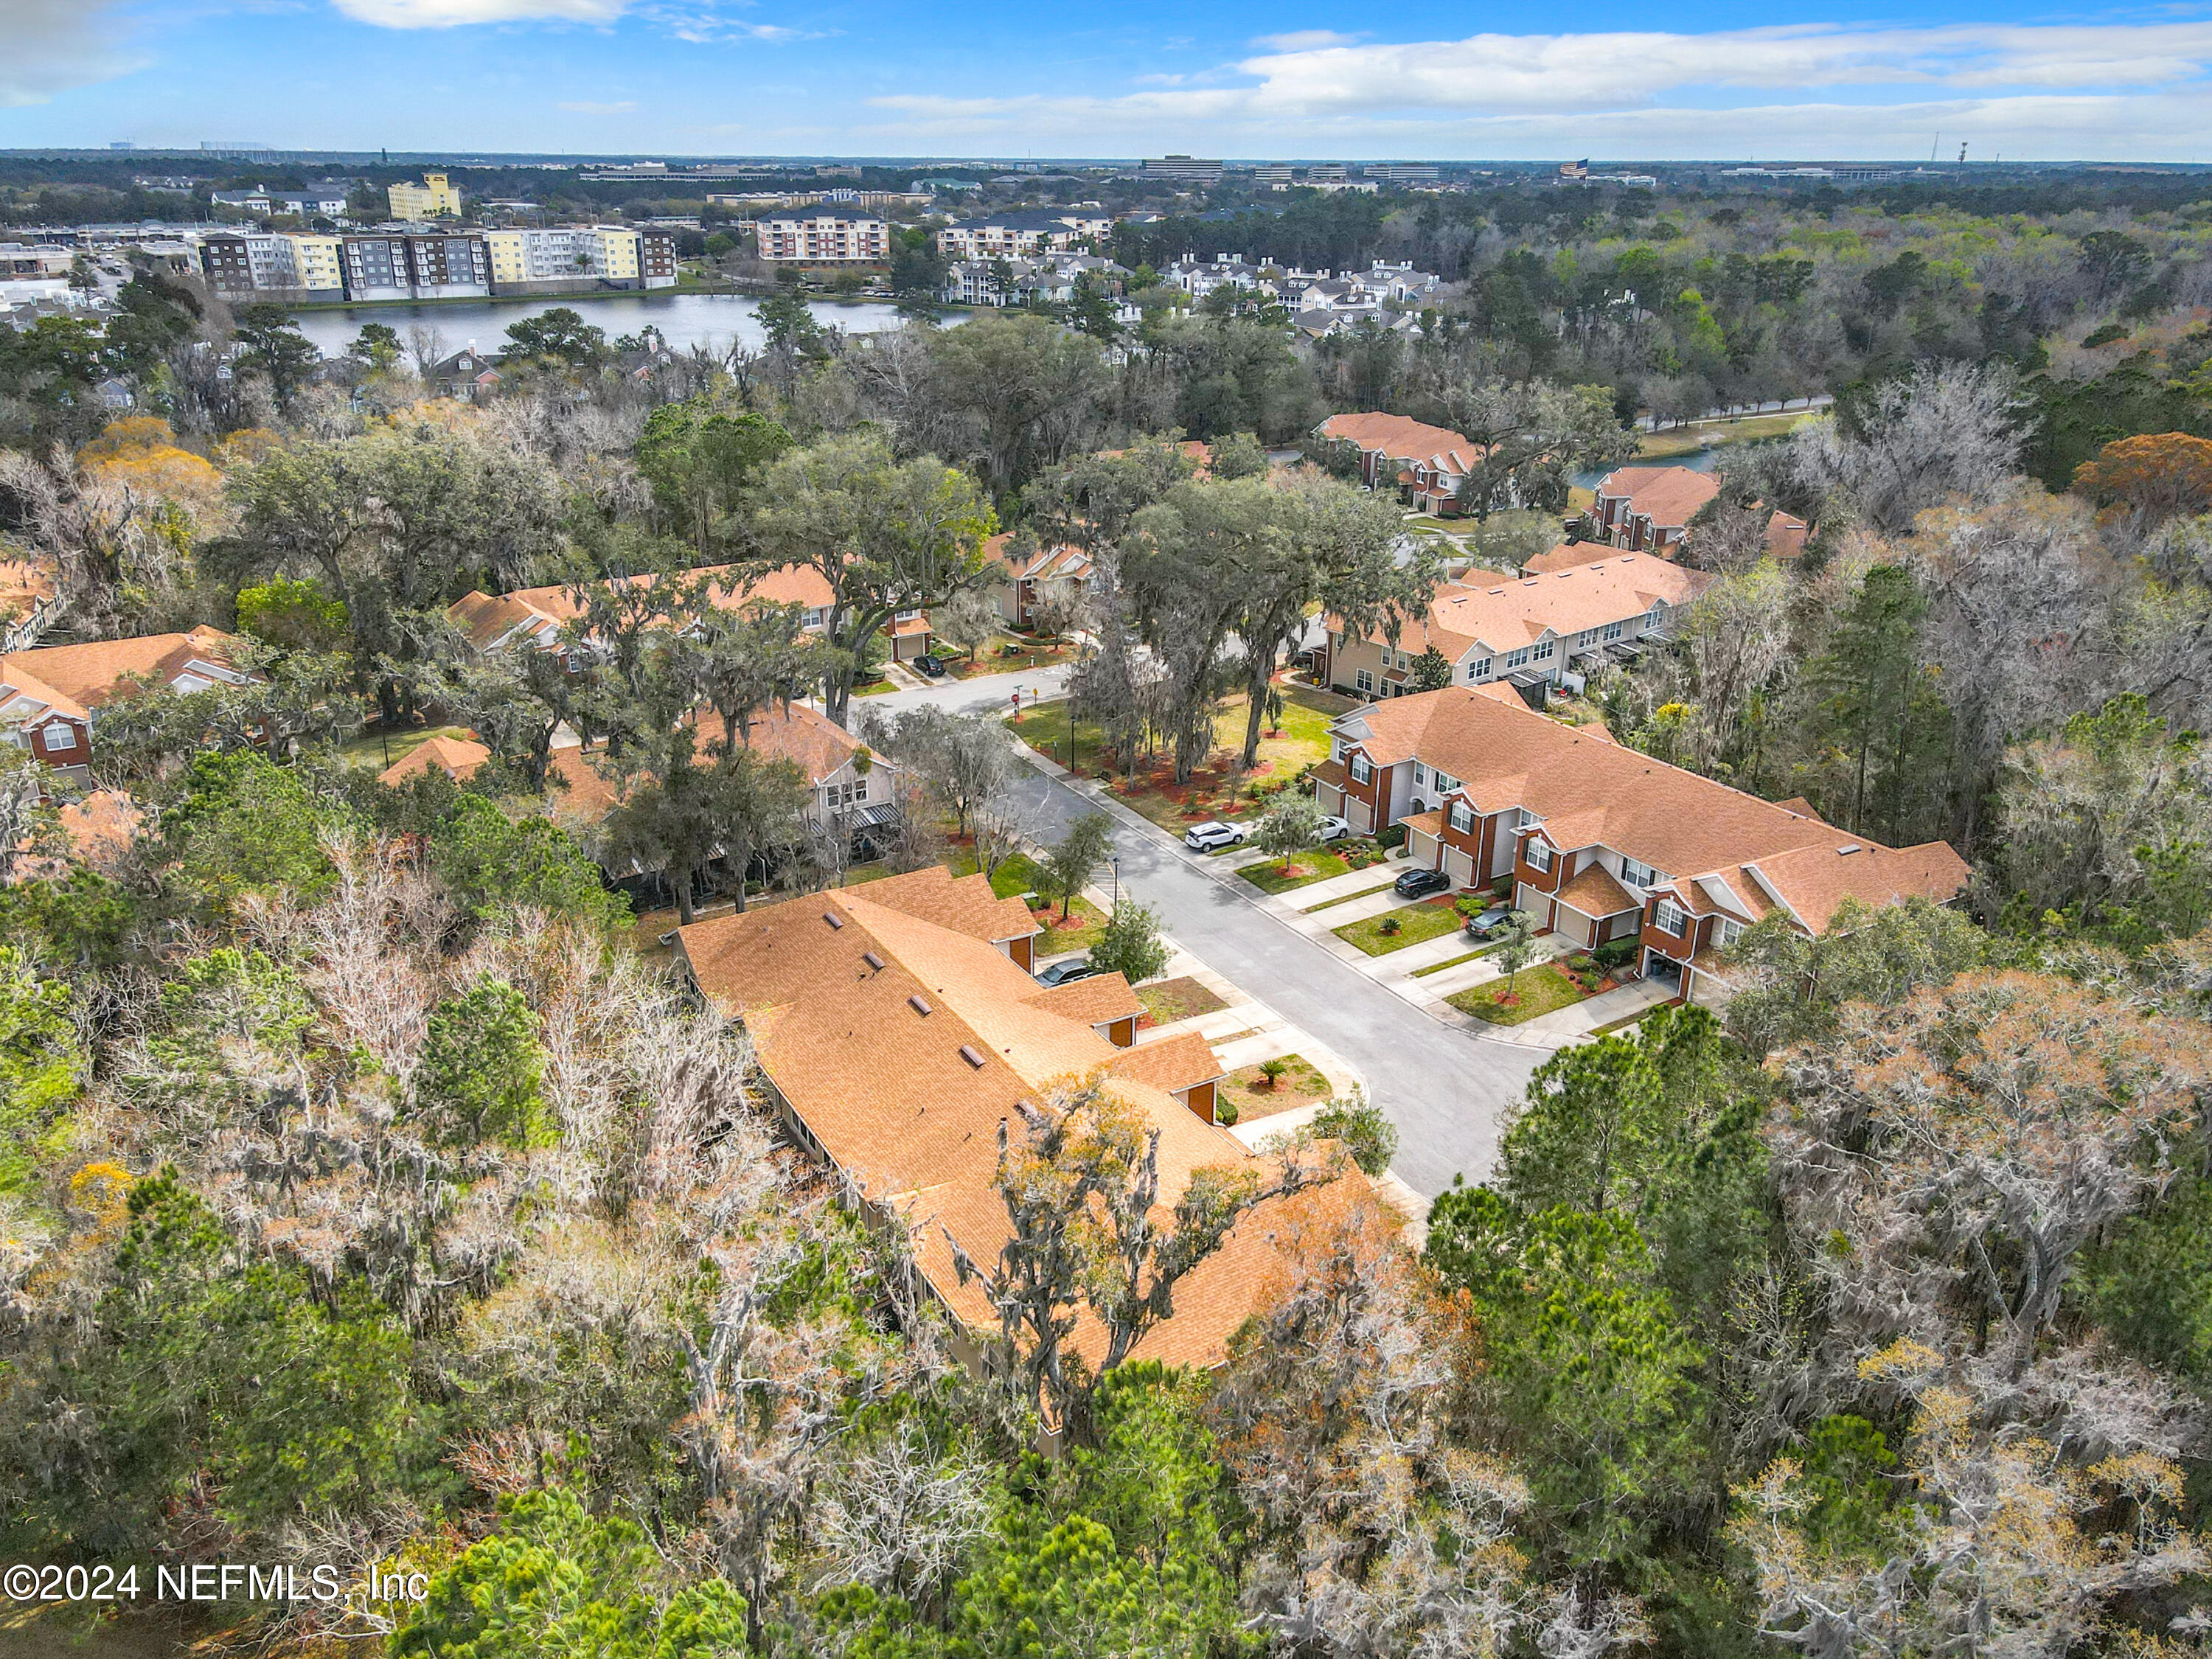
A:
[7, 0, 2212, 160]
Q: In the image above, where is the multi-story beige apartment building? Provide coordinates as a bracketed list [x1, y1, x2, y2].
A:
[387, 172, 461, 219]
[753, 209, 889, 263]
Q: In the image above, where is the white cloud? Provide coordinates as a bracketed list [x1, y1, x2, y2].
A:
[557, 98, 636, 111]
[0, 0, 146, 106]
[330, 0, 627, 23]
[860, 20, 2212, 158]
[1248, 29, 1360, 52]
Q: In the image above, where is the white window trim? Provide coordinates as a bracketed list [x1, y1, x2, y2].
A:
[42, 721, 77, 751]
[1349, 754, 1373, 785]
[1654, 898, 1689, 938]
[1525, 837, 1552, 873]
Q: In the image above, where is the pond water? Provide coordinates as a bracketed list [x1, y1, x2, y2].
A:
[282, 291, 937, 361]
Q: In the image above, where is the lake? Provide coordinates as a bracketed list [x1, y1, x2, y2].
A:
[282, 291, 937, 361]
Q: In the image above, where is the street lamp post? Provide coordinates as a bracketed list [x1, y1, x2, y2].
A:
[1109, 855, 1119, 910]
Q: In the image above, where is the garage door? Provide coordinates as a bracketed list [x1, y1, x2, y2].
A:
[1444, 847, 1475, 888]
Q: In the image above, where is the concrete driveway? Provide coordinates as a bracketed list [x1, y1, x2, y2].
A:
[999, 753, 1542, 1200]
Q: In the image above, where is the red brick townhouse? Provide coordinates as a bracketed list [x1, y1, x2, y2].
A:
[1318, 547, 1712, 703]
[671, 864, 1367, 1376]
[1315, 411, 1482, 516]
[0, 627, 255, 782]
[1590, 465, 1721, 555]
[1312, 684, 1969, 1003]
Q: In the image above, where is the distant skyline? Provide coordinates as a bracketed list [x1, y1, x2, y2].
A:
[7, 1, 2212, 162]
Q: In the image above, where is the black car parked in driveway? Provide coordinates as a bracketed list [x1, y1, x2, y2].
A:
[1391, 866, 1453, 900]
[1033, 959, 1096, 987]
[915, 654, 947, 678]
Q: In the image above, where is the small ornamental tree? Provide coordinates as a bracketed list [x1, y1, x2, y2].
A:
[1492, 910, 1538, 1001]
[1091, 900, 1172, 987]
[1409, 646, 1455, 693]
[1253, 796, 1324, 874]
[1042, 813, 1113, 922]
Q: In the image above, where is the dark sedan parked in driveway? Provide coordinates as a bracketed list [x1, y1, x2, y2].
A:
[1391, 866, 1453, 900]
[1461, 905, 1520, 939]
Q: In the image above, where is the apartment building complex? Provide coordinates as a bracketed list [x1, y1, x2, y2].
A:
[934, 208, 1114, 260]
[484, 226, 679, 291]
[198, 225, 674, 300]
[1312, 685, 1969, 1003]
[387, 172, 461, 219]
[752, 208, 890, 263]
[1319, 548, 1713, 700]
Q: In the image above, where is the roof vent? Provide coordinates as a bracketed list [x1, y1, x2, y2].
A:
[1489, 587, 1505, 595]
[822, 911, 844, 930]
[862, 950, 885, 970]
[908, 993, 932, 1015]
[1837, 844, 1861, 856]
[959, 1044, 987, 1068]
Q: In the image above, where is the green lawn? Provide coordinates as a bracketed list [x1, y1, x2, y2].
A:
[1215, 1052, 1332, 1127]
[1332, 900, 1464, 956]
[1635, 408, 1812, 460]
[1012, 681, 1356, 835]
[337, 723, 473, 772]
[1137, 975, 1228, 1026]
[950, 849, 1113, 952]
[1447, 960, 1592, 1025]
[1237, 849, 1352, 894]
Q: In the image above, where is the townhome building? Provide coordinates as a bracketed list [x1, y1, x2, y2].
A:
[0, 627, 254, 783]
[672, 863, 1356, 1377]
[1314, 411, 1481, 514]
[1318, 548, 1712, 701]
[753, 209, 889, 264]
[935, 209, 1114, 261]
[446, 564, 840, 665]
[380, 700, 904, 851]
[1312, 684, 1969, 1003]
[447, 562, 941, 668]
[1590, 465, 1721, 556]
[1161, 255, 1273, 300]
[985, 534, 1092, 630]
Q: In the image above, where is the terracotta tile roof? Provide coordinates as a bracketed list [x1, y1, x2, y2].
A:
[1594, 465, 1720, 530]
[378, 734, 492, 787]
[1399, 808, 1445, 838]
[1312, 758, 1347, 790]
[1554, 861, 1638, 917]
[1773, 796, 1823, 821]
[672, 878, 1315, 1370]
[1, 627, 247, 712]
[1023, 972, 1142, 1028]
[1108, 1030, 1228, 1094]
[1336, 553, 1710, 661]
[1332, 687, 1968, 931]
[544, 748, 622, 827]
[58, 788, 139, 868]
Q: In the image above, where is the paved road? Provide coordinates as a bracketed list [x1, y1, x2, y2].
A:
[1002, 761, 1539, 1198]
[858, 664, 1073, 724]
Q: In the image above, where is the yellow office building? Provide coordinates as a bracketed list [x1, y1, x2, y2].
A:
[283, 234, 345, 292]
[388, 172, 462, 219]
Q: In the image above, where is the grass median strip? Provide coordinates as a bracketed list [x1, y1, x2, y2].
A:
[1409, 942, 1500, 978]
[1237, 849, 1352, 894]
[1301, 880, 1399, 912]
